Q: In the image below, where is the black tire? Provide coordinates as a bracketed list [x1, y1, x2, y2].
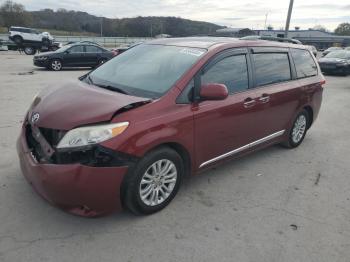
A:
[50, 59, 62, 71]
[123, 147, 184, 215]
[98, 58, 107, 65]
[24, 47, 36, 55]
[341, 68, 349, 76]
[283, 109, 310, 148]
[13, 35, 23, 44]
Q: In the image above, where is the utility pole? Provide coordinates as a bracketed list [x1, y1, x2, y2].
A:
[284, 0, 294, 38]
[264, 13, 268, 30]
[100, 17, 103, 37]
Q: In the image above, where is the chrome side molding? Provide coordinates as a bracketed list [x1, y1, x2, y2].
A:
[199, 130, 285, 168]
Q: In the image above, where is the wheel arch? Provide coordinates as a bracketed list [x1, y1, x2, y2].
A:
[303, 105, 314, 129]
[143, 142, 192, 178]
[49, 57, 63, 70]
[50, 57, 62, 62]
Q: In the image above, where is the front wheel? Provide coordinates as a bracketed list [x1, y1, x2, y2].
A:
[42, 38, 50, 46]
[13, 36, 23, 44]
[283, 109, 309, 148]
[50, 59, 62, 71]
[123, 147, 184, 215]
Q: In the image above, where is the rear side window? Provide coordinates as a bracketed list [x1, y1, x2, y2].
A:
[253, 53, 291, 86]
[291, 49, 317, 78]
[201, 55, 249, 94]
[69, 45, 84, 53]
[86, 45, 102, 53]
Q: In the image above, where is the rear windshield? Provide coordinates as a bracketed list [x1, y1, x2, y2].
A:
[88, 44, 206, 99]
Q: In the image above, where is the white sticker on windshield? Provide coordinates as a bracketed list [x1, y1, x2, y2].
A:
[179, 48, 204, 57]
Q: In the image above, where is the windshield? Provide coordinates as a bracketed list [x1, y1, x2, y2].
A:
[87, 44, 206, 99]
[325, 51, 350, 59]
[327, 47, 341, 51]
[56, 45, 72, 52]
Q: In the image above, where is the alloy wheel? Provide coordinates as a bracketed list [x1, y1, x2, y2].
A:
[51, 60, 62, 71]
[139, 159, 177, 206]
[292, 114, 307, 144]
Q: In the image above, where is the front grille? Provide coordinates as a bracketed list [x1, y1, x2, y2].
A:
[39, 127, 66, 147]
[25, 124, 45, 162]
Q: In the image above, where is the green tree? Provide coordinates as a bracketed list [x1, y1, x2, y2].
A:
[312, 25, 328, 32]
[334, 23, 350, 36]
[0, 0, 32, 29]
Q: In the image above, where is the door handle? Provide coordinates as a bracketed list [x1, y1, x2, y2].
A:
[258, 94, 270, 103]
[243, 98, 256, 108]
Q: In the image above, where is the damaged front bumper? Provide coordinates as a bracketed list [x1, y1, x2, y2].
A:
[17, 124, 133, 217]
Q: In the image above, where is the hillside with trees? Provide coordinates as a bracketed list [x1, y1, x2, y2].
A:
[0, 0, 222, 36]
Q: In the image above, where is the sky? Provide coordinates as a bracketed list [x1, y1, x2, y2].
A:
[12, 0, 350, 31]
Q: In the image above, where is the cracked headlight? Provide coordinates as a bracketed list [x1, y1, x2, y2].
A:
[57, 122, 129, 149]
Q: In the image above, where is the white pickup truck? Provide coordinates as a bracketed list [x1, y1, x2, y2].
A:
[9, 26, 54, 45]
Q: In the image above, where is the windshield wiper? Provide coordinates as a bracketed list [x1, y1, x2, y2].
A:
[85, 74, 130, 95]
[94, 83, 130, 95]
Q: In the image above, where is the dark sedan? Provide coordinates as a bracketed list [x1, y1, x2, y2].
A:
[33, 43, 115, 71]
[322, 46, 342, 57]
[318, 50, 350, 75]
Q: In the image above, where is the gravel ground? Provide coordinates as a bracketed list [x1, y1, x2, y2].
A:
[0, 51, 350, 262]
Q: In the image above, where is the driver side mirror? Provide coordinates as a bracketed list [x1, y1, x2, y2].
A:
[200, 83, 229, 101]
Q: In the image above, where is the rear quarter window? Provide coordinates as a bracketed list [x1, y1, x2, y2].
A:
[252, 53, 291, 86]
[291, 49, 318, 78]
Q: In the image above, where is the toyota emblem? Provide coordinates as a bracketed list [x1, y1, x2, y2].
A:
[31, 112, 40, 123]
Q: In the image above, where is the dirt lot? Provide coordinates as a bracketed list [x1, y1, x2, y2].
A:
[0, 51, 350, 262]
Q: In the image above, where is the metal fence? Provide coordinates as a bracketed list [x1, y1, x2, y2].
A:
[0, 34, 154, 47]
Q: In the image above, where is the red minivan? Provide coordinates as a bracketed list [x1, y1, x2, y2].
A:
[17, 37, 325, 217]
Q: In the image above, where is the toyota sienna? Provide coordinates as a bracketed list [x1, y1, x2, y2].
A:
[17, 37, 325, 217]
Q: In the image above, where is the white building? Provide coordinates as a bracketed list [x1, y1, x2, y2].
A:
[215, 28, 350, 49]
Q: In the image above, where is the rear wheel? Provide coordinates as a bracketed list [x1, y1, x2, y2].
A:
[98, 58, 107, 65]
[123, 147, 184, 215]
[24, 47, 36, 55]
[283, 109, 309, 148]
[341, 67, 350, 76]
[50, 59, 62, 71]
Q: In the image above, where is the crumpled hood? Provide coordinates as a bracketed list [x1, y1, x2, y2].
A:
[29, 80, 150, 130]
